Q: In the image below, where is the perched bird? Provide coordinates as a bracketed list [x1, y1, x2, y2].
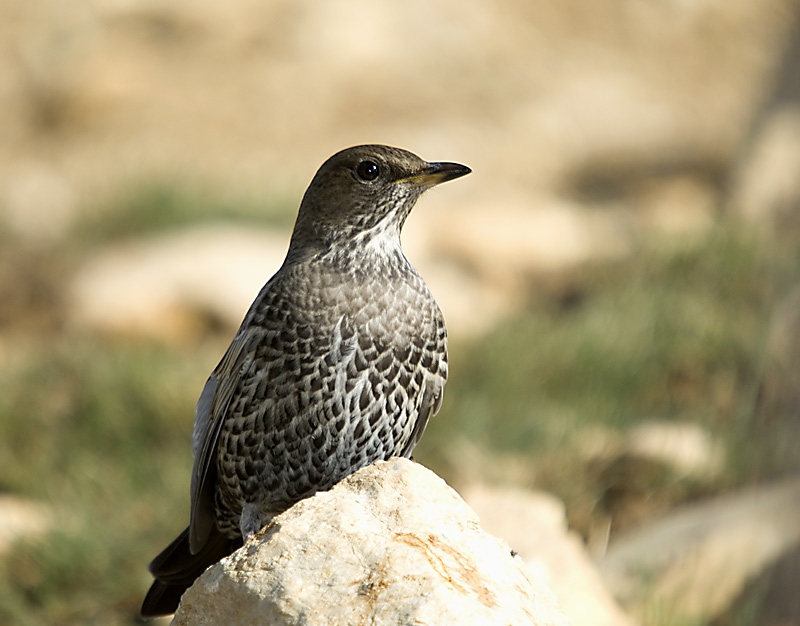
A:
[141, 145, 471, 617]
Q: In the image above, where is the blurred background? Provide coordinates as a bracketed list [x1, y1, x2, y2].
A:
[2, 0, 800, 624]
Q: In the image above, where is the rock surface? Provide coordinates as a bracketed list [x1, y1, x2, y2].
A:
[599, 477, 800, 623]
[67, 225, 289, 341]
[0, 496, 51, 554]
[463, 485, 634, 626]
[730, 104, 800, 230]
[171, 459, 570, 626]
[625, 420, 724, 479]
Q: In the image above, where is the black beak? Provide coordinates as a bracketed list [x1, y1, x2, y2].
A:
[404, 161, 472, 187]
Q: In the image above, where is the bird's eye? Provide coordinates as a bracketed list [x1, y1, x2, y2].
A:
[355, 160, 380, 182]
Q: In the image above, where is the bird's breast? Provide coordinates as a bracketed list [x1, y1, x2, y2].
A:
[318, 267, 438, 346]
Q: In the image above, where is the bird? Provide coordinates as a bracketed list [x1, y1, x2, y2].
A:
[141, 144, 471, 617]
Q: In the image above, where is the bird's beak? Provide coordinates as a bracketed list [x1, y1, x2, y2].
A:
[401, 162, 472, 188]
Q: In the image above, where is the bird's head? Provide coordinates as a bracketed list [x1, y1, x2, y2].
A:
[287, 145, 470, 263]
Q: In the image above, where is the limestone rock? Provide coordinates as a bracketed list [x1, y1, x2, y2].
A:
[625, 420, 724, 479]
[599, 477, 800, 622]
[0, 495, 51, 554]
[67, 224, 288, 342]
[463, 485, 635, 626]
[730, 105, 800, 230]
[171, 459, 570, 626]
[1, 162, 77, 242]
[429, 195, 634, 279]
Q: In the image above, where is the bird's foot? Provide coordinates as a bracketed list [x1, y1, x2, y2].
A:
[240, 503, 262, 542]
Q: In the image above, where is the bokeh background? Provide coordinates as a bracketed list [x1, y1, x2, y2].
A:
[2, 0, 800, 624]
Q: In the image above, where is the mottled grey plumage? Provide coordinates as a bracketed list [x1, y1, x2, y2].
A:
[141, 144, 470, 617]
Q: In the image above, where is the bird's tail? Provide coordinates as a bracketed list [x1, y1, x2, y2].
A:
[140, 525, 242, 618]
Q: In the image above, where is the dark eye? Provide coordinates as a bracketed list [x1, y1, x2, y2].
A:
[355, 160, 380, 181]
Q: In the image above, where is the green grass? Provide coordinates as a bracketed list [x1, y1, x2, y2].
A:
[418, 227, 792, 534]
[0, 339, 210, 625]
[425, 229, 771, 446]
[0, 214, 795, 624]
[72, 181, 296, 244]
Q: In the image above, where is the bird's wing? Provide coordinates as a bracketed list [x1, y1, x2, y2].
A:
[400, 374, 444, 459]
[188, 329, 252, 553]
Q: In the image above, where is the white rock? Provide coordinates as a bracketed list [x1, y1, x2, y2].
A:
[403, 213, 516, 337]
[172, 459, 570, 626]
[599, 477, 800, 622]
[635, 176, 717, 242]
[1, 162, 77, 242]
[463, 485, 636, 626]
[67, 224, 288, 341]
[429, 194, 634, 279]
[626, 420, 724, 479]
[730, 105, 800, 228]
[0, 496, 52, 554]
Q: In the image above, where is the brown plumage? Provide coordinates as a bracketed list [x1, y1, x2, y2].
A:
[141, 145, 470, 617]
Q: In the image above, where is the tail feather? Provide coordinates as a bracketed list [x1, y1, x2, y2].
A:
[141, 526, 242, 618]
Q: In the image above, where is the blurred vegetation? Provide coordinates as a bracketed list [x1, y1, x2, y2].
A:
[0, 185, 797, 625]
[0, 339, 201, 625]
[72, 181, 296, 244]
[420, 226, 797, 536]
